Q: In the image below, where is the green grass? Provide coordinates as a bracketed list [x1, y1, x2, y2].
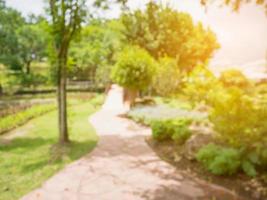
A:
[0, 104, 56, 135]
[0, 95, 103, 200]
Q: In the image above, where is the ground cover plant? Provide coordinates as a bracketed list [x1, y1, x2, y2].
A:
[151, 118, 192, 144]
[0, 94, 103, 200]
[128, 104, 207, 126]
[0, 103, 56, 135]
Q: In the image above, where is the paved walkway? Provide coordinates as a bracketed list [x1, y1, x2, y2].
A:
[21, 85, 242, 200]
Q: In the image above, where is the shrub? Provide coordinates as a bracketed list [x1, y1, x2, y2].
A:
[183, 65, 220, 106]
[18, 73, 48, 88]
[219, 69, 250, 89]
[152, 57, 181, 96]
[196, 143, 267, 177]
[240, 145, 267, 177]
[111, 46, 156, 90]
[171, 119, 192, 144]
[151, 118, 192, 144]
[209, 87, 266, 148]
[196, 144, 241, 175]
[207, 87, 267, 177]
[151, 120, 174, 141]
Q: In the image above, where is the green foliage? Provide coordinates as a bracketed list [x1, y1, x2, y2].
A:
[151, 118, 192, 144]
[183, 65, 220, 106]
[219, 69, 250, 89]
[152, 57, 181, 96]
[241, 160, 257, 177]
[111, 46, 156, 90]
[17, 73, 48, 88]
[89, 94, 105, 107]
[196, 143, 267, 177]
[196, 144, 241, 176]
[206, 86, 267, 177]
[0, 97, 100, 200]
[121, 2, 219, 72]
[0, 104, 56, 134]
[69, 20, 124, 84]
[0, 3, 24, 70]
[171, 119, 192, 144]
[17, 22, 49, 73]
[151, 120, 174, 141]
[209, 87, 267, 148]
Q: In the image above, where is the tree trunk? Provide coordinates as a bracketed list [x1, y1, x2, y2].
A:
[57, 48, 69, 144]
[123, 88, 139, 108]
[26, 60, 31, 74]
[0, 84, 3, 96]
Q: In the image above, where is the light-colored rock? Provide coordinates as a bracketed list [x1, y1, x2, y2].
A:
[183, 125, 216, 160]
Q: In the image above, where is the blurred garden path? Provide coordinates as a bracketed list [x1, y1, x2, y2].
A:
[21, 84, 243, 200]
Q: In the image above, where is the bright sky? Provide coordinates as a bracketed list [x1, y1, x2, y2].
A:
[6, 0, 267, 77]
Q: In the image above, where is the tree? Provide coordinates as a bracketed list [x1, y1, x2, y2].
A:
[121, 2, 219, 73]
[111, 46, 156, 105]
[0, 1, 24, 70]
[69, 19, 124, 85]
[48, 0, 86, 144]
[200, 0, 267, 13]
[219, 69, 250, 89]
[152, 57, 181, 97]
[17, 23, 48, 74]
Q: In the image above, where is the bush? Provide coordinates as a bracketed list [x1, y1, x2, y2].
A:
[111, 46, 156, 90]
[152, 57, 181, 96]
[196, 144, 241, 175]
[151, 120, 174, 141]
[18, 73, 48, 88]
[209, 87, 266, 148]
[219, 69, 250, 89]
[151, 118, 192, 144]
[171, 119, 192, 144]
[183, 65, 220, 106]
[196, 143, 267, 177]
[207, 87, 267, 177]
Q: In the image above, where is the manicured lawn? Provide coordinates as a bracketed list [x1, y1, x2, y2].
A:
[0, 95, 103, 200]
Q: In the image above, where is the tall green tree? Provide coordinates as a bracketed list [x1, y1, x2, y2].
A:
[17, 23, 48, 74]
[121, 2, 219, 72]
[69, 19, 124, 85]
[48, 0, 86, 143]
[111, 46, 156, 105]
[0, 1, 24, 70]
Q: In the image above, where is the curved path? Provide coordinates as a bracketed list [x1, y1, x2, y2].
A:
[22, 85, 242, 200]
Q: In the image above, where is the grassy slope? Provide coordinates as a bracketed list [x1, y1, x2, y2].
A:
[0, 98, 101, 200]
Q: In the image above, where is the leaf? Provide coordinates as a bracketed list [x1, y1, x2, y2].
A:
[242, 160, 257, 177]
[247, 151, 260, 165]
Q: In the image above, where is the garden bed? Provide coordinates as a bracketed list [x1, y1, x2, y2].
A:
[146, 137, 267, 200]
[128, 98, 267, 200]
